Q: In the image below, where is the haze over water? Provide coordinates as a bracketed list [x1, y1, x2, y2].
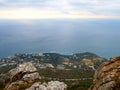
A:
[0, 19, 120, 58]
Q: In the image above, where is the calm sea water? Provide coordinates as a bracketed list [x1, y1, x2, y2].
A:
[0, 19, 120, 58]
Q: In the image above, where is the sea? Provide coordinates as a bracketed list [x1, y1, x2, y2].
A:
[0, 19, 120, 58]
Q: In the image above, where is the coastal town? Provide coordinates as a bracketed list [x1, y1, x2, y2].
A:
[0, 52, 105, 71]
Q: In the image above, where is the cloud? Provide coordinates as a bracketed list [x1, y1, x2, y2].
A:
[68, 0, 120, 15]
[0, 8, 119, 19]
[0, 0, 119, 19]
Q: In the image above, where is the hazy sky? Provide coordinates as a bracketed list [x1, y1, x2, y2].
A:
[0, 0, 120, 19]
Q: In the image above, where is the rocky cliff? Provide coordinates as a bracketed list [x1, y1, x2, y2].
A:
[89, 56, 120, 90]
[4, 62, 41, 90]
[3, 62, 67, 90]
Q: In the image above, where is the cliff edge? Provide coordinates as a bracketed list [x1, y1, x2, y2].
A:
[3, 62, 67, 90]
[4, 62, 41, 90]
[89, 56, 120, 90]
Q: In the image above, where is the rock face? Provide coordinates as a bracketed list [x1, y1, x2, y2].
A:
[26, 81, 67, 90]
[3, 62, 67, 90]
[4, 62, 41, 90]
[89, 56, 120, 90]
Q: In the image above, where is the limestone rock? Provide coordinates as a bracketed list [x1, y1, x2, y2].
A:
[4, 62, 41, 90]
[26, 81, 67, 90]
[3, 62, 67, 90]
[22, 72, 40, 82]
[89, 56, 120, 90]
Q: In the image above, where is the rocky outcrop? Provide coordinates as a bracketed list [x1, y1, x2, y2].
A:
[4, 62, 41, 90]
[3, 62, 67, 90]
[89, 56, 120, 90]
[26, 81, 67, 90]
